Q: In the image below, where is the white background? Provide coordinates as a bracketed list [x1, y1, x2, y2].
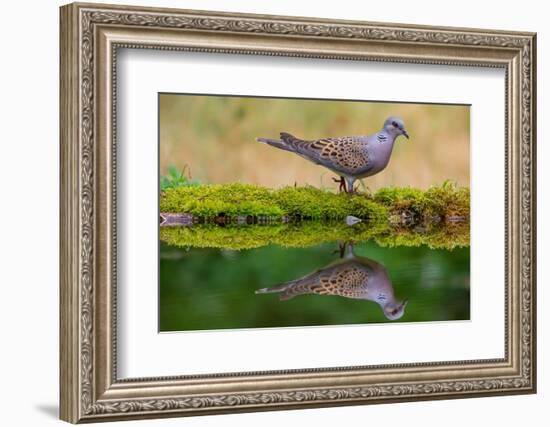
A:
[0, 0, 546, 426]
[118, 50, 504, 377]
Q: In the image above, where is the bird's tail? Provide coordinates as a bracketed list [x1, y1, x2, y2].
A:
[256, 137, 287, 150]
[256, 132, 299, 153]
[255, 280, 301, 301]
[256, 275, 318, 301]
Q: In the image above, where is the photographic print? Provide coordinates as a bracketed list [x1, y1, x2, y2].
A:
[159, 94, 470, 332]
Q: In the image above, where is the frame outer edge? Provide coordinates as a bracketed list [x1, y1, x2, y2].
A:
[60, 3, 81, 424]
[528, 33, 536, 393]
[69, 1, 536, 37]
[59, 2, 537, 422]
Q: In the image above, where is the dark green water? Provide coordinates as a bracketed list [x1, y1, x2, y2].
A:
[159, 240, 469, 332]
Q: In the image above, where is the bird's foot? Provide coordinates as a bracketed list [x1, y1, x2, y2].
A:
[363, 186, 372, 197]
[332, 176, 346, 193]
[345, 185, 359, 195]
[332, 242, 348, 257]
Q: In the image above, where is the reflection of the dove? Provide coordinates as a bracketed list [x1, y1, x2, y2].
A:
[255, 242, 408, 320]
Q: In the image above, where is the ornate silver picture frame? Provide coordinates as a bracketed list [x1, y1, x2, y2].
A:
[60, 2, 536, 423]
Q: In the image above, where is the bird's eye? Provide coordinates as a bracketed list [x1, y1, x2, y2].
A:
[392, 121, 399, 128]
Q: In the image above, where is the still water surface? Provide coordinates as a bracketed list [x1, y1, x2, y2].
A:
[160, 239, 469, 332]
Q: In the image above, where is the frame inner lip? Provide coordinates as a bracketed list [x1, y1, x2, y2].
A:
[111, 43, 508, 382]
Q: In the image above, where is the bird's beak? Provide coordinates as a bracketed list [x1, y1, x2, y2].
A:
[402, 130, 409, 139]
[402, 299, 409, 308]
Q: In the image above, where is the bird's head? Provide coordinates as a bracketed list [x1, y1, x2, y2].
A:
[383, 299, 408, 321]
[383, 116, 409, 140]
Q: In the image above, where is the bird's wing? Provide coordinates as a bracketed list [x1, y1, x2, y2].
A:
[314, 262, 371, 298]
[278, 261, 370, 300]
[280, 133, 371, 173]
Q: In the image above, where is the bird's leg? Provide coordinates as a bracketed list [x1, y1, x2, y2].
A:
[332, 241, 346, 257]
[332, 176, 346, 193]
[343, 241, 355, 258]
[355, 179, 373, 196]
[345, 177, 357, 194]
[338, 242, 347, 258]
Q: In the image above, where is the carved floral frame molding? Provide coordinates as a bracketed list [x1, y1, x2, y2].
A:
[60, 2, 536, 423]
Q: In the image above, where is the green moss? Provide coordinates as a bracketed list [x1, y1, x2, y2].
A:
[273, 220, 390, 248]
[373, 221, 470, 250]
[160, 224, 285, 250]
[373, 181, 469, 220]
[161, 183, 387, 220]
[160, 219, 467, 251]
[161, 182, 468, 221]
[159, 182, 470, 250]
[160, 183, 283, 217]
[272, 186, 388, 219]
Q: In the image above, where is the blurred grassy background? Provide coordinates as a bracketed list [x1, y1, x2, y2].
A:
[160, 94, 470, 190]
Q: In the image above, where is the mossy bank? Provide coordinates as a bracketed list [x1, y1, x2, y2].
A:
[160, 220, 469, 251]
[159, 182, 469, 251]
[160, 182, 469, 222]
